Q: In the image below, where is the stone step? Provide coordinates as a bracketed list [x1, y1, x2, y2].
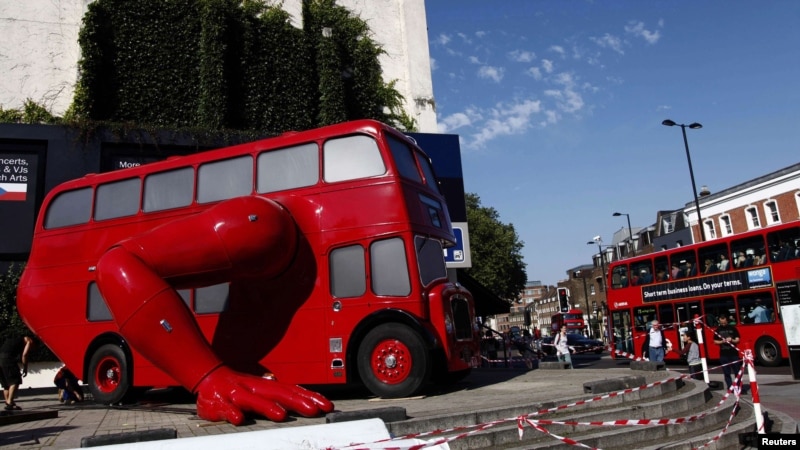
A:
[386, 377, 757, 450]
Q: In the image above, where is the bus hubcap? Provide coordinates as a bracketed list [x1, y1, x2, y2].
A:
[371, 339, 411, 385]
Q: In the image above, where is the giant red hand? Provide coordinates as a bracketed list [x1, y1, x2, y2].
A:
[195, 366, 334, 425]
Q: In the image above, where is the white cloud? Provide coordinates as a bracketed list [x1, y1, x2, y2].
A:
[549, 45, 566, 57]
[468, 99, 542, 148]
[430, 57, 438, 71]
[527, 67, 543, 80]
[438, 107, 483, 133]
[477, 65, 504, 82]
[509, 49, 536, 63]
[435, 33, 451, 46]
[544, 73, 585, 114]
[625, 20, 661, 44]
[541, 59, 554, 73]
[590, 33, 625, 55]
[475, 30, 486, 38]
[656, 104, 671, 111]
[457, 32, 472, 44]
[468, 56, 481, 64]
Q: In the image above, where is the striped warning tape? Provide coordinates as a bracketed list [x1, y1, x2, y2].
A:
[336, 321, 753, 450]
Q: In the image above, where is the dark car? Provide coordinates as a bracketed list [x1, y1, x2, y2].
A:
[541, 333, 604, 355]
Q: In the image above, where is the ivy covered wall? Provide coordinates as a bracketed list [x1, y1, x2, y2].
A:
[68, 0, 414, 132]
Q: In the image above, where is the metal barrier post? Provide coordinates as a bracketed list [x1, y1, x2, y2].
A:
[744, 348, 765, 433]
[694, 314, 710, 383]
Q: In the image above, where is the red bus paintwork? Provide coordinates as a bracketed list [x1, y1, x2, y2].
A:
[606, 221, 799, 366]
[551, 309, 585, 334]
[17, 120, 479, 403]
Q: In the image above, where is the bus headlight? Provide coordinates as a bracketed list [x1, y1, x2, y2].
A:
[444, 315, 454, 334]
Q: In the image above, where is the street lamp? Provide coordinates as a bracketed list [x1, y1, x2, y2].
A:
[573, 269, 593, 338]
[612, 212, 635, 256]
[662, 119, 705, 242]
[586, 238, 607, 293]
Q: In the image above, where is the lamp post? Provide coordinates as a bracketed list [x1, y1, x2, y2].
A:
[612, 212, 635, 256]
[573, 270, 593, 338]
[662, 119, 705, 242]
[586, 238, 607, 292]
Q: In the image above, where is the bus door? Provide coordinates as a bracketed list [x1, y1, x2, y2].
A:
[611, 310, 633, 355]
[657, 303, 677, 356]
[633, 306, 656, 357]
[674, 301, 701, 353]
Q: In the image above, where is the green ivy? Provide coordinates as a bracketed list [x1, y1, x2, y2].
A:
[0, 264, 56, 361]
[0, 99, 58, 124]
[67, 0, 416, 133]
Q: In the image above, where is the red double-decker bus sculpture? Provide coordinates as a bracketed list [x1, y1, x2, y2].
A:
[17, 120, 479, 425]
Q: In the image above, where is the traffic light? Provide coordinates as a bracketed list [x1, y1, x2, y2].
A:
[557, 287, 569, 312]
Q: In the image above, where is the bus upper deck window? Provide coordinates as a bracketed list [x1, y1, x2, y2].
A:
[386, 135, 421, 183]
[198, 156, 253, 204]
[95, 178, 141, 221]
[257, 143, 318, 193]
[417, 155, 440, 192]
[44, 187, 92, 229]
[144, 167, 193, 212]
[323, 135, 385, 182]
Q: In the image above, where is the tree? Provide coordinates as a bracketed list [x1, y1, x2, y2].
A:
[463, 193, 527, 301]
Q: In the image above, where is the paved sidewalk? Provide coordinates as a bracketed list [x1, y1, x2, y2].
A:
[1, 365, 797, 449]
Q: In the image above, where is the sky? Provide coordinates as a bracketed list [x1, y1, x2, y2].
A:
[423, 0, 800, 288]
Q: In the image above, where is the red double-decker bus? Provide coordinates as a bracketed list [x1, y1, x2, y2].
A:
[606, 221, 800, 366]
[550, 310, 585, 335]
[17, 120, 480, 404]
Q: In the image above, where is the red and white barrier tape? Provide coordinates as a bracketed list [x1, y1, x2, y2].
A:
[337, 322, 753, 449]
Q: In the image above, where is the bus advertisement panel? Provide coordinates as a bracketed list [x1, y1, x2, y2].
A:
[606, 221, 800, 367]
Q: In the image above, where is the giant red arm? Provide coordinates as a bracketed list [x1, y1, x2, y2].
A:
[95, 196, 334, 424]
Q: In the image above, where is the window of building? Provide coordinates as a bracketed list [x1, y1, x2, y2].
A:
[720, 215, 733, 236]
[764, 200, 780, 225]
[589, 285, 596, 295]
[796, 192, 800, 218]
[662, 216, 674, 234]
[704, 219, 717, 240]
[746, 206, 761, 230]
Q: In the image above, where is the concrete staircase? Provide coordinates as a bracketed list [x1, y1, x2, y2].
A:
[384, 376, 787, 450]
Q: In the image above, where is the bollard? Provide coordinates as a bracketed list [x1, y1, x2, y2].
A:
[744, 348, 765, 434]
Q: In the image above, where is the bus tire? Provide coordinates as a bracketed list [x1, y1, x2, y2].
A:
[357, 323, 431, 399]
[88, 344, 132, 404]
[755, 336, 783, 367]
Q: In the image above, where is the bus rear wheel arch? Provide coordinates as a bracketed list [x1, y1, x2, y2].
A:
[357, 323, 431, 398]
[87, 343, 133, 404]
[754, 336, 783, 367]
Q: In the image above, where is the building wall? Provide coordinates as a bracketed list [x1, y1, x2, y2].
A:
[0, 0, 437, 131]
[693, 164, 800, 242]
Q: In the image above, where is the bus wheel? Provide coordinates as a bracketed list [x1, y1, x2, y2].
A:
[88, 344, 131, 404]
[754, 337, 783, 367]
[357, 323, 431, 398]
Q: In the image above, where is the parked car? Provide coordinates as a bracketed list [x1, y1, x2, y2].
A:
[541, 333, 604, 355]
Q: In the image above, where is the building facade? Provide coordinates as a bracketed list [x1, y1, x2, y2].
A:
[0, 0, 437, 132]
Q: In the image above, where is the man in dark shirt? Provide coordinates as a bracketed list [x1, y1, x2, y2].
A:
[713, 315, 742, 392]
[0, 333, 34, 411]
